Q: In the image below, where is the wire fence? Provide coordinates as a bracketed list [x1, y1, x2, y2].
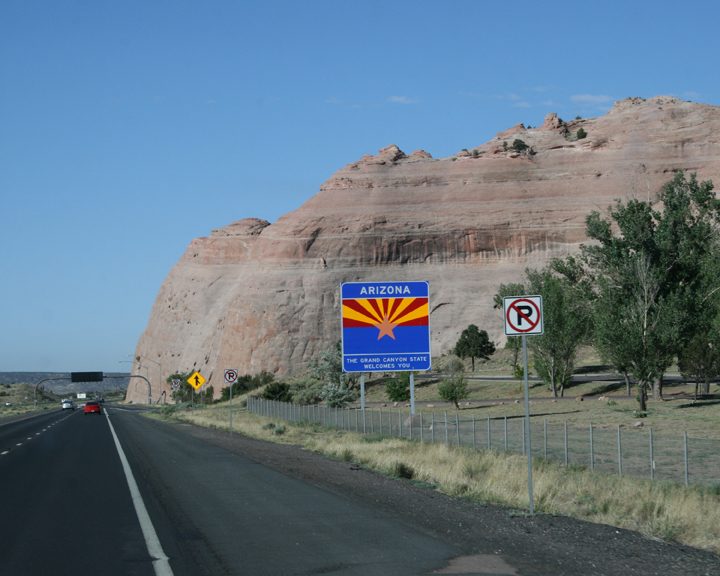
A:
[247, 397, 720, 487]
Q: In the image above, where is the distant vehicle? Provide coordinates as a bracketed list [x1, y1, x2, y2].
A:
[61, 399, 75, 411]
[4, 402, 11, 407]
[84, 401, 102, 415]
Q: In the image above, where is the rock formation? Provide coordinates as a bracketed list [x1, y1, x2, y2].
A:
[127, 96, 720, 403]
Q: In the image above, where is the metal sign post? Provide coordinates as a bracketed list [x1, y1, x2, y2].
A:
[504, 295, 544, 515]
[341, 281, 431, 414]
[360, 373, 365, 410]
[522, 334, 533, 515]
[187, 372, 205, 416]
[225, 369, 238, 436]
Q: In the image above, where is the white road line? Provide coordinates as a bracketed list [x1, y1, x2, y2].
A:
[104, 411, 174, 576]
[1, 451, 8, 455]
[16, 443, 21, 446]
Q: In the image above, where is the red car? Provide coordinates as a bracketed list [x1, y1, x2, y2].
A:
[84, 401, 102, 415]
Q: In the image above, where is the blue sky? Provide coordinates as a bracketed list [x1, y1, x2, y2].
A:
[2, 1, 718, 373]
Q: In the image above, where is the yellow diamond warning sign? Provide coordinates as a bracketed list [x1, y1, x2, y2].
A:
[187, 371, 206, 390]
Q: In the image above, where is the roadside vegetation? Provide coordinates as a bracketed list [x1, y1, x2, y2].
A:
[148, 399, 720, 554]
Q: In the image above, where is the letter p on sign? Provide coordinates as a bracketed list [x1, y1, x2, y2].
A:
[503, 295, 544, 336]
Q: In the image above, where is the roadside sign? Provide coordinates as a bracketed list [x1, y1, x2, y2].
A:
[341, 281, 431, 372]
[503, 296, 544, 336]
[187, 371, 206, 390]
[224, 369, 238, 384]
[171, 379, 181, 390]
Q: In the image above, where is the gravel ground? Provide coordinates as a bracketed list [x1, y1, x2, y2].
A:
[160, 418, 720, 576]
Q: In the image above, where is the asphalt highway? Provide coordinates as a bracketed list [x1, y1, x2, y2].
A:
[0, 407, 154, 576]
[0, 406, 512, 576]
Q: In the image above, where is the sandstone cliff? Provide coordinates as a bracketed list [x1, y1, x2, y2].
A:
[127, 96, 720, 403]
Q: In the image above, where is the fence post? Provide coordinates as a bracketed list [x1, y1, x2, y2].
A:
[420, 411, 423, 442]
[684, 431, 689, 487]
[370, 407, 374, 434]
[409, 410, 413, 441]
[522, 419, 525, 455]
[590, 423, 594, 472]
[355, 408, 358, 432]
[564, 421, 568, 467]
[472, 414, 476, 450]
[504, 416, 508, 451]
[487, 416, 491, 450]
[445, 411, 449, 445]
[649, 427, 654, 480]
[456, 412, 460, 447]
[544, 419, 547, 459]
[379, 407, 383, 435]
[362, 408, 366, 434]
[431, 412, 435, 443]
[399, 409, 402, 438]
[618, 424, 622, 476]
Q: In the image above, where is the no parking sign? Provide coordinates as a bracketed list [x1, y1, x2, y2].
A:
[503, 296, 544, 336]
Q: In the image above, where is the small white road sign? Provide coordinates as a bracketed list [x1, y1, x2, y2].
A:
[224, 369, 238, 384]
[171, 379, 181, 390]
[504, 295, 544, 336]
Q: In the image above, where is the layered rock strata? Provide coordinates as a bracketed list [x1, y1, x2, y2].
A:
[127, 97, 720, 403]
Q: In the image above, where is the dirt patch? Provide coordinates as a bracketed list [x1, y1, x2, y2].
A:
[159, 418, 720, 576]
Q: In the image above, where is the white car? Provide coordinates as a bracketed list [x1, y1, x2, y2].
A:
[61, 399, 75, 410]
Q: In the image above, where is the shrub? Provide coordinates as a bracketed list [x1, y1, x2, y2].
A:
[385, 373, 412, 402]
[437, 356, 468, 409]
[576, 127, 587, 139]
[320, 382, 356, 408]
[511, 139, 528, 152]
[262, 382, 292, 402]
[273, 425, 286, 435]
[288, 377, 324, 405]
[575, 115, 582, 120]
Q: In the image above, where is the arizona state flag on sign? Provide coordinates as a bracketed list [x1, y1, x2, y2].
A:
[341, 282, 431, 372]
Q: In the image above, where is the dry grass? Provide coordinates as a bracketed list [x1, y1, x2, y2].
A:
[150, 400, 720, 554]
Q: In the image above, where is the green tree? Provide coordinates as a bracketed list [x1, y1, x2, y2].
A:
[385, 372, 412, 402]
[437, 356, 468, 409]
[453, 325, 495, 371]
[679, 333, 720, 399]
[492, 282, 525, 366]
[166, 372, 193, 403]
[583, 172, 720, 410]
[309, 341, 360, 390]
[525, 264, 592, 397]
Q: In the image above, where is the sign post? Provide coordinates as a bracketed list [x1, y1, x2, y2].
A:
[341, 281, 431, 414]
[224, 369, 238, 436]
[171, 379, 181, 419]
[187, 371, 205, 416]
[503, 295, 544, 515]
